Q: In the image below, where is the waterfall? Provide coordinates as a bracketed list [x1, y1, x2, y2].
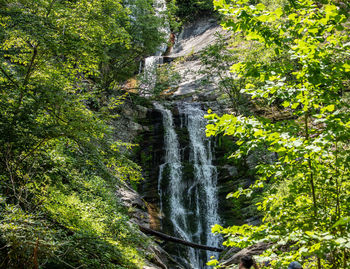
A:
[153, 0, 170, 56]
[178, 103, 221, 265]
[154, 102, 199, 268]
[155, 102, 221, 268]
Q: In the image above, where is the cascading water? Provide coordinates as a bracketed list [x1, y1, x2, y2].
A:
[154, 102, 198, 268]
[153, 0, 170, 56]
[141, 56, 163, 94]
[178, 103, 221, 265]
[155, 102, 221, 268]
[141, 0, 170, 94]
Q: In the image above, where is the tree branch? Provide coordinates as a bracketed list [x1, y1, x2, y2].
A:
[0, 65, 20, 88]
[138, 225, 223, 252]
[16, 138, 48, 166]
[23, 44, 38, 87]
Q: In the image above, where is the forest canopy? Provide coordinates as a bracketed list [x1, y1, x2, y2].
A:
[206, 0, 350, 268]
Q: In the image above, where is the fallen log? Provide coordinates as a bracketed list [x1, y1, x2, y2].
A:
[139, 225, 223, 252]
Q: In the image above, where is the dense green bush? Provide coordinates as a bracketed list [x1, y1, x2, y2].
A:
[174, 0, 215, 22]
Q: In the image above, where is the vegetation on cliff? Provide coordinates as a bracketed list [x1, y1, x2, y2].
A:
[175, 0, 214, 21]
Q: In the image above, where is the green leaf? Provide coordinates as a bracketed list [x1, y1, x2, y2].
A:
[282, 101, 290, 107]
[333, 217, 350, 227]
[325, 104, 335, 112]
[207, 259, 219, 266]
[291, 103, 299, 109]
[275, 7, 283, 18]
[256, 3, 266, 11]
[343, 63, 350, 72]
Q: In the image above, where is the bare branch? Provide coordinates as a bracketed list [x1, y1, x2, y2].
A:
[0, 65, 20, 88]
[23, 44, 38, 87]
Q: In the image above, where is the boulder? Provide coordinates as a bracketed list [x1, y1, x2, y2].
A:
[220, 242, 273, 267]
[116, 183, 150, 228]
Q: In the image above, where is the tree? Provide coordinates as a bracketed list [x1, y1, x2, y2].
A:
[199, 32, 248, 113]
[175, 0, 215, 21]
[206, 0, 350, 267]
[0, 0, 161, 267]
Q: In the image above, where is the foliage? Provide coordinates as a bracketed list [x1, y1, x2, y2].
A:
[171, 0, 215, 23]
[165, 0, 182, 32]
[138, 61, 181, 97]
[153, 63, 181, 96]
[0, 169, 146, 268]
[199, 32, 250, 113]
[207, 0, 350, 268]
[0, 0, 161, 267]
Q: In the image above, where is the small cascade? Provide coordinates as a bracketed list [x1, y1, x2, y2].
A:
[153, 0, 170, 55]
[155, 102, 221, 268]
[141, 56, 163, 94]
[140, 0, 170, 94]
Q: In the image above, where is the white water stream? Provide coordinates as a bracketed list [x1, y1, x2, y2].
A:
[178, 103, 221, 265]
[155, 102, 221, 268]
[140, 0, 170, 95]
[142, 56, 163, 94]
[153, 0, 170, 56]
[154, 102, 198, 267]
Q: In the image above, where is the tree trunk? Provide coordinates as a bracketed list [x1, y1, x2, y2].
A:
[138, 225, 223, 252]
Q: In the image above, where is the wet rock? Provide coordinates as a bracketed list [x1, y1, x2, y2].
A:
[117, 183, 184, 269]
[136, 105, 149, 119]
[123, 106, 135, 119]
[220, 247, 241, 262]
[145, 243, 185, 269]
[116, 183, 150, 227]
[247, 151, 278, 170]
[143, 262, 163, 269]
[129, 121, 145, 133]
[220, 242, 273, 267]
[222, 165, 238, 177]
[246, 216, 261, 226]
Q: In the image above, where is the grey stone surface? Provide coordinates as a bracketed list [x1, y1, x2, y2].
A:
[220, 242, 273, 267]
[247, 151, 278, 170]
[165, 17, 229, 99]
[223, 165, 238, 177]
[111, 101, 151, 144]
[116, 183, 150, 227]
[117, 183, 184, 269]
[170, 18, 224, 58]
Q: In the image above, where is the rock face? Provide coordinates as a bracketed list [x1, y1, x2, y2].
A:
[167, 17, 226, 99]
[112, 100, 151, 144]
[171, 17, 222, 58]
[116, 170, 184, 269]
[116, 183, 150, 227]
[135, 107, 165, 230]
